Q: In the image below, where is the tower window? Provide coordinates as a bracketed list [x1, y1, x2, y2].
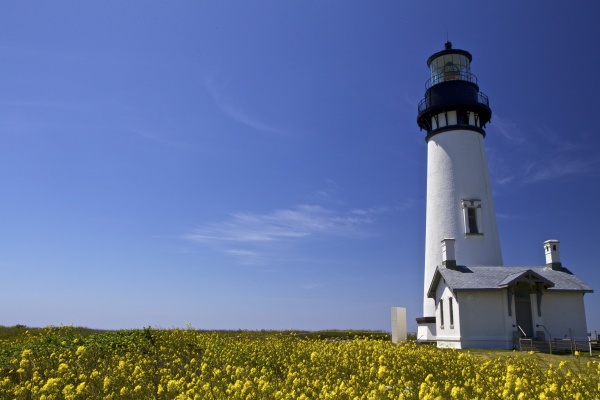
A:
[467, 208, 478, 233]
[462, 199, 482, 235]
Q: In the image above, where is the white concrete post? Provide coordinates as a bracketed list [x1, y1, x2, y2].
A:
[391, 307, 407, 344]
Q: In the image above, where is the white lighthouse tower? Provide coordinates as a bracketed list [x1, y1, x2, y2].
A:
[416, 43, 503, 340]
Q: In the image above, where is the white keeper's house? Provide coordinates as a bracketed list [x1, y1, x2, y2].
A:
[413, 42, 593, 349]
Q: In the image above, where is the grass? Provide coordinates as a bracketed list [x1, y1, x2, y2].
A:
[0, 325, 103, 340]
[0, 325, 390, 341]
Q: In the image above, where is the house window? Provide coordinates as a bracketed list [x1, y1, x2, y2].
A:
[439, 298, 445, 329]
[449, 298, 454, 328]
[462, 199, 482, 235]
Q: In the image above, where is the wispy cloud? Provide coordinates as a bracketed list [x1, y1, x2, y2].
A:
[496, 212, 515, 220]
[488, 117, 598, 185]
[204, 74, 290, 136]
[224, 249, 267, 266]
[129, 127, 183, 147]
[308, 179, 341, 203]
[395, 199, 414, 211]
[522, 157, 594, 184]
[185, 204, 380, 244]
[489, 114, 526, 144]
[535, 124, 579, 152]
[184, 204, 390, 266]
[300, 283, 322, 290]
[519, 124, 597, 183]
[496, 176, 515, 185]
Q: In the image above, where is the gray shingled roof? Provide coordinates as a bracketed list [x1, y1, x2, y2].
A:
[427, 265, 593, 298]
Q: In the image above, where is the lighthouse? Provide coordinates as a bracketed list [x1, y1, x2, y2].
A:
[416, 43, 503, 340]
[394, 42, 593, 349]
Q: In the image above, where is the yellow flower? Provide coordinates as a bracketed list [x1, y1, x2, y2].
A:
[76, 382, 86, 394]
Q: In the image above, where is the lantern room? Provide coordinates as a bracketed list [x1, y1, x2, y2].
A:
[427, 44, 474, 87]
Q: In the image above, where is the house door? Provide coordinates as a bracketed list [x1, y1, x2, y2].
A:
[514, 289, 533, 337]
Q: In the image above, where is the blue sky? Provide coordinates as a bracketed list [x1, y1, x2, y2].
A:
[1, 1, 599, 333]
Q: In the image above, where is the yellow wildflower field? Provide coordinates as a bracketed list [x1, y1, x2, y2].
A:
[0, 326, 598, 399]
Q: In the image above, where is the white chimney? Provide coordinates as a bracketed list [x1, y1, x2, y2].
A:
[441, 238, 456, 269]
[544, 239, 562, 271]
